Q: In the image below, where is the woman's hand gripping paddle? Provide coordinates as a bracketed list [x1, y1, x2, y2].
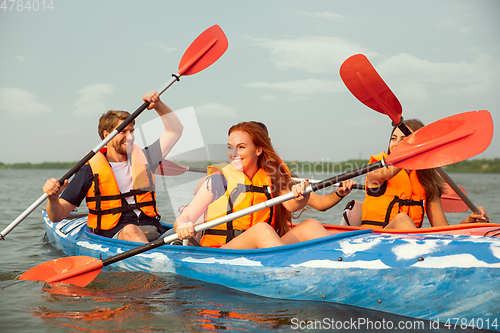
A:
[1, 25, 228, 240]
[19, 110, 493, 287]
[339, 54, 492, 215]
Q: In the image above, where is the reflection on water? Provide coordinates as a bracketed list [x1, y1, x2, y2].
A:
[33, 273, 169, 331]
[30, 271, 298, 332]
[20, 270, 483, 333]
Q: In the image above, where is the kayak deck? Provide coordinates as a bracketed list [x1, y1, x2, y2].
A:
[312, 222, 500, 237]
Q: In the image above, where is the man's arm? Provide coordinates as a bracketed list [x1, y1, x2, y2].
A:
[143, 90, 183, 160]
[43, 178, 77, 222]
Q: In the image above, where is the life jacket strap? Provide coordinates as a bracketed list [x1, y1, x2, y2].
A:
[202, 228, 245, 238]
[360, 220, 387, 228]
[86, 186, 156, 202]
[224, 183, 273, 243]
[94, 174, 102, 232]
[88, 200, 156, 216]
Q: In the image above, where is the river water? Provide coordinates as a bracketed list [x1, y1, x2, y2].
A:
[1, 169, 498, 332]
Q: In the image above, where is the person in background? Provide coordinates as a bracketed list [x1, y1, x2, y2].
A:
[42, 90, 183, 242]
[361, 119, 489, 229]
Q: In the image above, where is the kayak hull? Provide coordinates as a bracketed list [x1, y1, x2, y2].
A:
[42, 211, 500, 328]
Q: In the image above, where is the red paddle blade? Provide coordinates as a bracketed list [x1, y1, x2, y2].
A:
[178, 25, 228, 76]
[387, 110, 493, 170]
[19, 256, 103, 287]
[340, 54, 402, 124]
[155, 160, 189, 176]
[441, 183, 469, 213]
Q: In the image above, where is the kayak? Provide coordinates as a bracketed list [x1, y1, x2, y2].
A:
[42, 211, 500, 328]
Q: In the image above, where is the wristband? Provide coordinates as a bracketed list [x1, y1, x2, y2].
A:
[335, 191, 345, 199]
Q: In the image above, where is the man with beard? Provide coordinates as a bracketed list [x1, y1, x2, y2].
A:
[42, 90, 183, 242]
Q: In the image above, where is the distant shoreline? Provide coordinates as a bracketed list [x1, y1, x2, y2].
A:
[1, 158, 499, 173]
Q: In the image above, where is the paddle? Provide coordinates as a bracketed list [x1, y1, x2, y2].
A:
[339, 54, 492, 215]
[292, 178, 365, 190]
[19, 110, 492, 287]
[296, 179, 465, 213]
[155, 161, 366, 189]
[157, 161, 468, 213]
[441, 183, 469, 213]
[155, 159, 206, 176]
[1, 25, 229, 241]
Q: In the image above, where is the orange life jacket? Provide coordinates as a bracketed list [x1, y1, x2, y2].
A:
[361, 152, 426, 228]
[85, 145, 158, 231]
[206, 162, 228, 175]
[200, 164, 275, 247]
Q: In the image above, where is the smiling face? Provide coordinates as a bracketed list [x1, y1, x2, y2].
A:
[227, 130, 262, 177]
[105, 120, 135, 156]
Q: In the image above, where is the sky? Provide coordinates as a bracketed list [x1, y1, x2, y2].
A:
[1, 0, 499, 165]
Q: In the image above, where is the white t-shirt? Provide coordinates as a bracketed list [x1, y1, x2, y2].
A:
[109, 161, 141, 216]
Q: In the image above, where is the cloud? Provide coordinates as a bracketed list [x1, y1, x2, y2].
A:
[149, 41, 178, 53]
[195, 102, 238, 118]
[14, 56, 25, 62]
[301, 11, 350, 22]
[0, 87, 52, 118]
[72, 83, 117, 118]
[374, 52, 499, 109]
[436, 6, 475, 34]
[258, 94, 278, 101]
[246, 79, 344, 99]
[248, 35, 380, 74]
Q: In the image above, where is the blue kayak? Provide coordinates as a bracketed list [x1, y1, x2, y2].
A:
[42, 211, 500, 329]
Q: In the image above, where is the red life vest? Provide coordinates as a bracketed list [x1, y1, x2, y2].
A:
[361, 152, 426, 228]
[85, 145, 158, 231]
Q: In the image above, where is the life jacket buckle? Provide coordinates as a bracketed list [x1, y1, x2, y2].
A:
[127, 203, 138, 211]
[400, 199, 420, 206]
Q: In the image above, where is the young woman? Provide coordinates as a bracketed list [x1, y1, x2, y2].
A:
[173, 121, 334, 249]
[361, 119, 489, 229]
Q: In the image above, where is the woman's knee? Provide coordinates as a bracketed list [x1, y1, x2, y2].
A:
[249, 222, 278, 236]
[225, 222, 282, 249]
[387, 213, 416, 229]
[300, 218, 323, 227]
[295, 218, 328, 233]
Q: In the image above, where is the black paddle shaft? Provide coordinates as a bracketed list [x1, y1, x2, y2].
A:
[102, 236, 167, 266]
[187, 166, 207, 173]
[311, 161, 385, 193]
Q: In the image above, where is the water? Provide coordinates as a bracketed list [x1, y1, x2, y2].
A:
[1, 169, 498, 332]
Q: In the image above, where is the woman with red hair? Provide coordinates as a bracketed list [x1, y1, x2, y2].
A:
[173, 121, 332, 249]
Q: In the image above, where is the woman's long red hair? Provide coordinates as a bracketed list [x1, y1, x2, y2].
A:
[228, 122, 293, 236]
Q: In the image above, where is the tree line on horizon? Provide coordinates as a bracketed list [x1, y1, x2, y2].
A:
[1, 158, 499, 173]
